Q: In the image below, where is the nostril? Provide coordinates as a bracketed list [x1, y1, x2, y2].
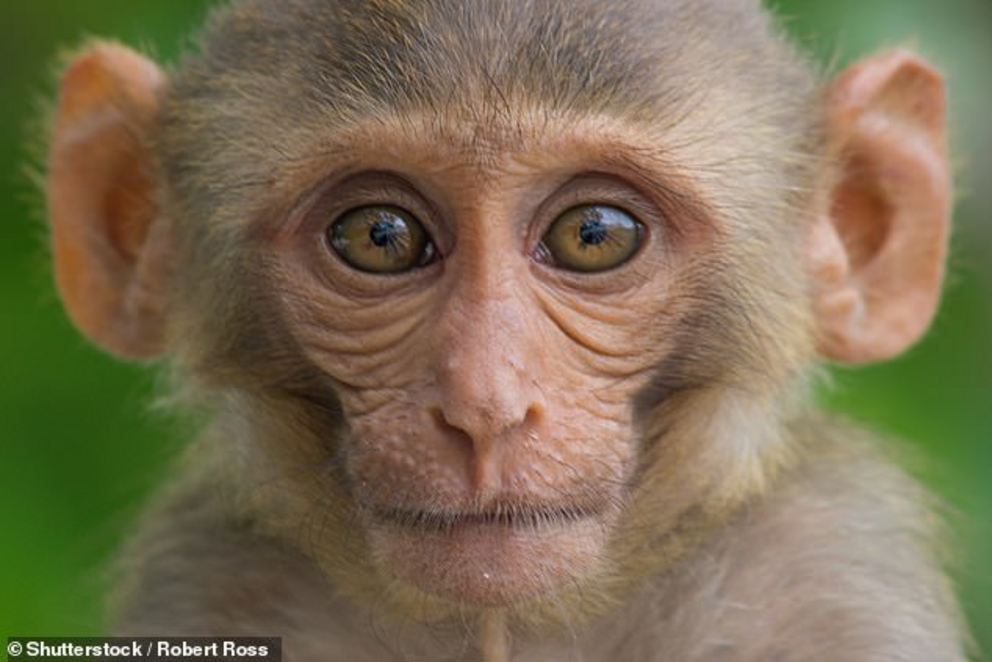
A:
[429, 406, 448, 430]
[523, 404, 543, 429]
[429, 406, 474, 447]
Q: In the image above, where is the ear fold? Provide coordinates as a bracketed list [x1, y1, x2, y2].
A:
[47, 42, 172, 359]
[809, 50, 951, 365]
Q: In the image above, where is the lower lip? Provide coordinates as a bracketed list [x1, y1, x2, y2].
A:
[368, 513, 606, 607]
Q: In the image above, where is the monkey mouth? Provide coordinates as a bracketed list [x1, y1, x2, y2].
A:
[365, 498, 613, 606]
[369, 502, 600, 534]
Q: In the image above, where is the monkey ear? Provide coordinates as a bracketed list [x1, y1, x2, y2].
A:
[47, 43, 172, 360]
[810, 51, 951, 365]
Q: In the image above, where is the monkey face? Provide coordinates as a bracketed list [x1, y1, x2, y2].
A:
[251, 117, 709, 607]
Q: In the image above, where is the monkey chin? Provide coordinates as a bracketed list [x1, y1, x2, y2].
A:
[367, 509, 608, 609]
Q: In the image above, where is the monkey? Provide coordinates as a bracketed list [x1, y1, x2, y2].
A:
[43, 0, 973, 660]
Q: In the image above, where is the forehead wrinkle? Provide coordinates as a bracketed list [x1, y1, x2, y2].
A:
[293, 105, 688, 185]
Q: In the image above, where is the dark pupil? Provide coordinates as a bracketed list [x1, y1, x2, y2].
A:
[578, 216, 608, 246]
[369, 219, 398, 247]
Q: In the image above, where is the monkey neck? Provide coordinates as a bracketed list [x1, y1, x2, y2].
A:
[479, 610, 511, 662]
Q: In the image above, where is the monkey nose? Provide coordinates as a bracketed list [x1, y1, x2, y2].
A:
[430, 357, 545, 490]
[429, 401, 543, 492]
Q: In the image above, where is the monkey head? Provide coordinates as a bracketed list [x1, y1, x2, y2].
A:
[45, 1, 949, 626]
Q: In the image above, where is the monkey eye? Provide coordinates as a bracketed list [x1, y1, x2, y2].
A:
[538, 204, 644, 273]
[328, 205, 436, 274]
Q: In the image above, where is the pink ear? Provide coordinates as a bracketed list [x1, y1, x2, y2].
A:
[48, 42, 172, 359]
[810, 51, 951, 365]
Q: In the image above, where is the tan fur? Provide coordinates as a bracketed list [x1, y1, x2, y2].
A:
[44, 1, 972, 660]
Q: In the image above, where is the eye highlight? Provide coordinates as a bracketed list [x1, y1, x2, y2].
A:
[328, 205, 436, 274]
[539, 204, 644, 273]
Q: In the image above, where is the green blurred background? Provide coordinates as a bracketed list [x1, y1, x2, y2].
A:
[1, 0, 988, 652]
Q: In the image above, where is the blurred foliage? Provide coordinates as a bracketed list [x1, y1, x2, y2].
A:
[0, 0, 988, 652]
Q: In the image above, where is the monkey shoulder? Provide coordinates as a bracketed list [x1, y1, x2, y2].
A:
[614, 414, 969, 661]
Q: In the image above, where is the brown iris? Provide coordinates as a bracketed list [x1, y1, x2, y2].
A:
[540, 204, 643, 272]
[329, 205, 435, 274]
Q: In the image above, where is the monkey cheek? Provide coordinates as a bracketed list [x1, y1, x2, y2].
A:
[367, 519, 607, 607]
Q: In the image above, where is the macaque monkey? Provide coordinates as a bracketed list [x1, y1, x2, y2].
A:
[45, 0, 971, 660]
